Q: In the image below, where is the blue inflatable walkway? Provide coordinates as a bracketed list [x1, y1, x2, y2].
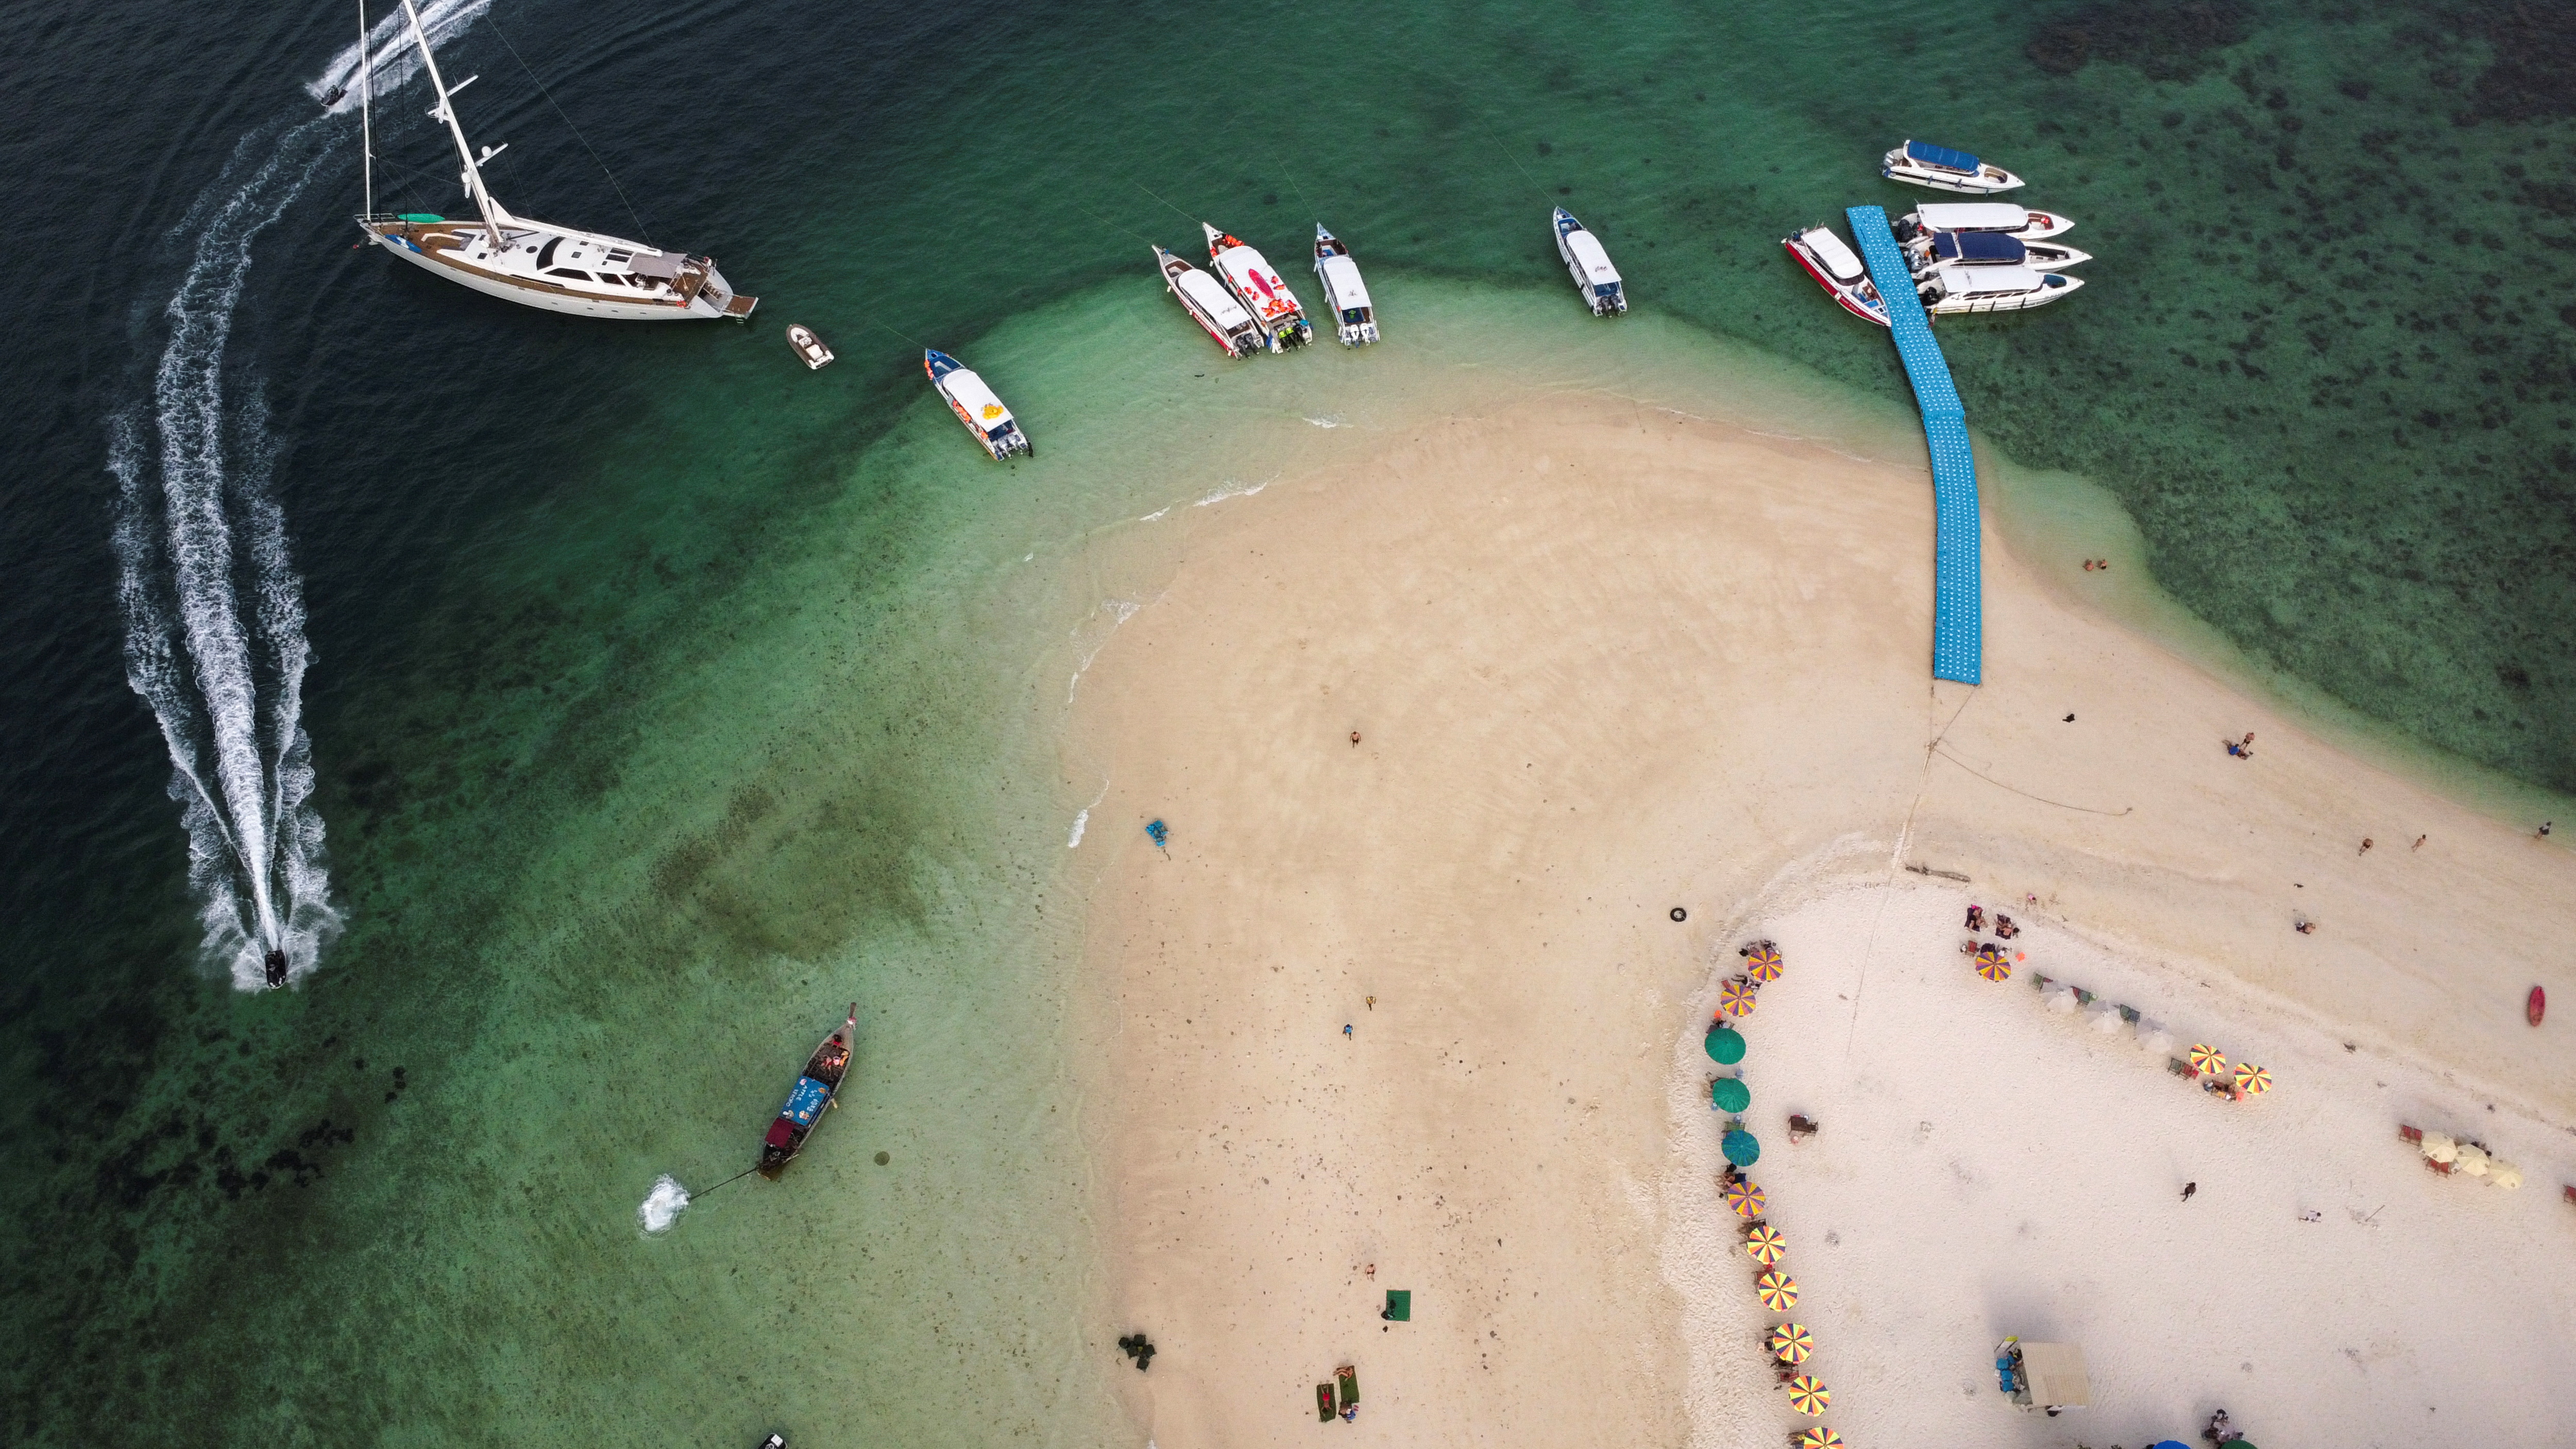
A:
[1845, 204, 1980, 685]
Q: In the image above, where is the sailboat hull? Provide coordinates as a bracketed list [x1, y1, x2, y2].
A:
[366, 222, 755, 321]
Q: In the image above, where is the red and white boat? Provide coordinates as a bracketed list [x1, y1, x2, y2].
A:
[1202, 224, 1314, 350]
[1782, 224, 1889, 327]
[1155, 246, 1263, 357]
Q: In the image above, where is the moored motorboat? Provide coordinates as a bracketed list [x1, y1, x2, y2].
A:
[786, 324, 833, 369]
[1880, 140, 2024, 194]
[1155, 246, 1264, 357]
[757, 1003, 857, 1179]
[924, 349, 1032, 459]
[1782, 223, 1890, 327]
[1311, 226, 1379, 346]
[1906, 229, 2092, 275]
[1918, 263, 2082, 315]
[1203, 225, 1314, 350]
[1553, 207, 1626, 315]
[1899, 201, 2074, 243]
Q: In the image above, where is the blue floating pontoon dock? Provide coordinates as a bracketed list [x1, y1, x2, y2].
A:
[1845, 204, 1980, 685]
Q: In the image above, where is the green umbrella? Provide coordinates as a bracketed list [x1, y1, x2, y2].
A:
[1711, 1077, 1751, 1113]
[1722, 1129, 1761, 1166]
[1704, 1026, 1745, 1064]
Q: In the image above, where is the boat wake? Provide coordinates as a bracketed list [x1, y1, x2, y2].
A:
[307, 0, 489, 114]
[638, 1174, 691, 1234]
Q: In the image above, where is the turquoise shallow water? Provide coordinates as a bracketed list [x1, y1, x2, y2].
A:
[3, 0, 2573, 1441]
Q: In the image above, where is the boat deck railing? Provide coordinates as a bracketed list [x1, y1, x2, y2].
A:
[1845, 204, 1980, 686]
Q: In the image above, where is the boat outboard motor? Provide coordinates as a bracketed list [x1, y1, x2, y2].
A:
[263, 949, 289, 988]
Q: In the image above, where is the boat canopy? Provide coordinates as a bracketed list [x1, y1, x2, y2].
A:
[940, 367, 1014, 431]
[1917, 202, 2028, 232]
[2016, 1342, 2091, 1407]
[780, 1075, 831, 1127]
[1933, 231, 2027, 264]
[1177, 269, 1253, 328]
[1936, 263, 2045, 296]
[1318, 253, 1372, 311]
[1566, 230, 1620, 283]
[1905, 140, 1982, 174]
[1802, 228, 1866, 282]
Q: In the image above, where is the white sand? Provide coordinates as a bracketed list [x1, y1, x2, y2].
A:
[1065, 384, 2576, 1446]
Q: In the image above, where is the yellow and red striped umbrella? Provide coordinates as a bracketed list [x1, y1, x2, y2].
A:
[2188, 1044, 2227, 1077]
[1745, 944, 1784, 982]
[1974, 944, 2011, 983]
[1718, 978, 1759, 1018]
[2234, 1062, 2272, 1095]
[1754, 1269, 1798, 1310]
[1793, 1430, 1845, 1449]
[1785, 1375, 1831, 1415]
[1722, 1177, 1767, 1218]
[1768, 1321, 1814, 1365]
[1744, 1225, 1787, 1265]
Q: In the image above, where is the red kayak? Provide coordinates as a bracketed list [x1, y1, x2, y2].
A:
[2531, 985, 2547, 1027]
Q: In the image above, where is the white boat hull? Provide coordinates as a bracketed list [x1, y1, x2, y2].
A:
[1924, 272, 2084, 314]
[368, 225, 751, 320]
[1880, 149, 2025, 194]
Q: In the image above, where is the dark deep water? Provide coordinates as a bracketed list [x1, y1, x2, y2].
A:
[2, 0, 2571, 1441]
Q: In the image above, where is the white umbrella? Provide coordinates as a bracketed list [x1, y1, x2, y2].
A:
[2488, 1162, 2523, 1190]
[2088, 1005, 2128, 1035]
[2421, 1132, 2459, 1164]
[2454, 1144, 2490, 1177]
[2045, 986, 2079, 1015]
[2138, 1023, 2175, 1056]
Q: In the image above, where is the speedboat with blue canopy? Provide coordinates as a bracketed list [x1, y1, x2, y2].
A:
[1553, 208, 1627, 316]
[1910, 228, 2092, 275]
[1917, 262, 2082, 315]
[1880, 139, 2024, 194]
[757, 1003, 857, 1178]
[925, 350, 1032, 459]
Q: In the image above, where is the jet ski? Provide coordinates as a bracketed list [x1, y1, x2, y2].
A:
[263, 948, 289, 988]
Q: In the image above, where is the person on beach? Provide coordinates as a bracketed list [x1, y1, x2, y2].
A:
[2360, 837, 2374, 855]
[2541, 822, 2555, 839]
[1965, 905, 1985, 932]
[2295, 918, 2317, 935]
[2181, 1181, 2197, 1203]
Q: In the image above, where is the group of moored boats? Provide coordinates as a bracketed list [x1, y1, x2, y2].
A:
[1157, 222, 1381, 356]
[1782, 140, 2094, 325]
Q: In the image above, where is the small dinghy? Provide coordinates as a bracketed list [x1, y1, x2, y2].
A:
[1204, 225, 1313, 351]
[1782, 223, 1889, 327]
[1155, 246, 1265, 357]
[1899, 201, 2074, 243]
[924, 349, 1032, 459]
[1917, 262, 2082, 315]
[757, 1003, 857, 1179]
[1907, 229, 2092, 275]
[1880, 140, 2024, 194]
[1553, 207, 1626, 316]
[786, 323, 834, 369]
[1311, 226, 1379, 345]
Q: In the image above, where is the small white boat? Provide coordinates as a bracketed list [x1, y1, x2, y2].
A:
[786, 323, 833, 369]
[924, 349, 1031, 459]
[1203, 225, 1313, 351]
[1311, 226, 1379, 346]
[1781, 224, 1889, 327]
[1918, 264, 2082, 315]
[1899, 202, 2074, 243]
[1155, 246, 1264, 357]
[1880, 140, 2024, 194]
[1553, 207, 1626, 316]
[1906, 229, 2091, 274]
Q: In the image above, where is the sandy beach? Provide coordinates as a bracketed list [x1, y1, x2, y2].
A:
[1064, 385, 2576, 1445]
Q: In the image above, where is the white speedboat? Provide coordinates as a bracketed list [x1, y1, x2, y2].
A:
[1553, 207, 1626, 315]
[1918, 264, 2082, 315]
[1906, 229, 2092, 275]
[1155, 247, 1264, 357]
[786, 325, 833, 369]
[1899, 202, 2074, 242]
[1311, 226, 1379, 346]
[1203, 225, 1313, 350]
[355, 0, 754, 319]
[1781, 224, 1889, 328]
[1879, 140, 2024, 194]
[924, 350, 1031, 459]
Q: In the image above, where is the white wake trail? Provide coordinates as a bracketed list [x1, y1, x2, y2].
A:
[307, 0, 491, 113]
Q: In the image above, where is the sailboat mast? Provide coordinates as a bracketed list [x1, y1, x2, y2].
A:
[397, 0, 501, 246]
[358, 0, 373, 216]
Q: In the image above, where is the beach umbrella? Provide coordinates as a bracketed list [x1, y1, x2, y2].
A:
[1713, 1077, 1752, 1113]
[1718, 978, 1759, 1018]
[1974, 947, 2011, 983]
[1768, 1322, 1814, 1365]
[2044, 985, 2079, 1014]
[1785, 1375, 1831, 1415]
[2138, 1021, 2174, 1056]
[2188, 1044, 2226, 1077]
[2454, 1144, 2490, 1177]
[1744, 1225, 1787, 1265]
[2233, 1062, 2272, 1095]
[1793, 1430, 1844, 1449]
[2088, 1005, 2128, 1035]
[2420, 1131, 2459, 1164]
[1746, 943, 1784, 981]
[1754, 1269, 1798, 1310]
[1722, 1129, 1762, 1167]
[2488, 1162, 2522, 1191]
[1723, 1177, 1767, 1217]
[1705, 1026, 1746, 1065]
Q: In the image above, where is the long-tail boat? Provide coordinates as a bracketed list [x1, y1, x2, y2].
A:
[758, 1003, 856, 1179]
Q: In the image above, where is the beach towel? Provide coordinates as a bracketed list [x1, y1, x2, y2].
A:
[1315, 1383, 1335, 1421]
[1383, 1289, 1411, 1321]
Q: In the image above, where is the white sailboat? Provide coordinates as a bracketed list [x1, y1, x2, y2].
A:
[353, 0, 755, 320]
